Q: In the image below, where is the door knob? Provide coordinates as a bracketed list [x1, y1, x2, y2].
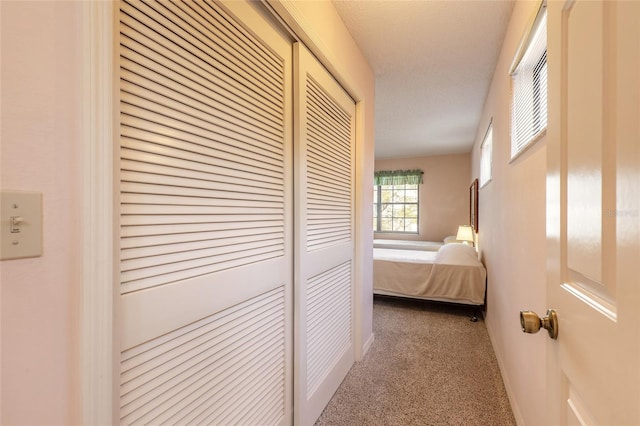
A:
[520, 309, 558, 340]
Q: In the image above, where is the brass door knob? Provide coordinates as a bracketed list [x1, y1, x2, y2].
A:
[520, 309, 558, 340]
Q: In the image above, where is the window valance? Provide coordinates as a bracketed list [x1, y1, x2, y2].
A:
[374, 169, 423, 186]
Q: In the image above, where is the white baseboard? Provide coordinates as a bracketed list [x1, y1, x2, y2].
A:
[485, 320, 525, 426]
[360, 332, 375, 359]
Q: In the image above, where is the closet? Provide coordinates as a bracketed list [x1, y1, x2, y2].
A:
[116, 1, 355, 424]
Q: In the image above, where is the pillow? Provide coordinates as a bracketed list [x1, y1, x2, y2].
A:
[435, 242, 480, 265]
[443, 235, 462, 244]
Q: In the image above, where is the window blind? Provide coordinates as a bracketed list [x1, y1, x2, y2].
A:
[511, 7, 547, 158]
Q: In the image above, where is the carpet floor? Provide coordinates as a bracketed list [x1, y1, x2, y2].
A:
[315, 296, 516, 426]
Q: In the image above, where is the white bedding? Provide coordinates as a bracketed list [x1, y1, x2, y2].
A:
[373, 239, 443, 251]
[373, 243, 486, 305]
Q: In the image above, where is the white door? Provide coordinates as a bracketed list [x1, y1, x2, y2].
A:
[546, 0, 640, 424]
[117, 1, 293, 424]
[293, 44, 357, 425]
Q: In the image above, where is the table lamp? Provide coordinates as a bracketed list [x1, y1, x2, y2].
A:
[456, 225, 474, 246]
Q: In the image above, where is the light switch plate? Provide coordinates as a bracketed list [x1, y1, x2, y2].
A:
[1, 190, 43, 260]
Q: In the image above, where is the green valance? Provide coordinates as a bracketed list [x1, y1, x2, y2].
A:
[374, 169, 423, 186]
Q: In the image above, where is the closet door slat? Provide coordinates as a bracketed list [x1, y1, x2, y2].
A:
[118, 1, 292, 425]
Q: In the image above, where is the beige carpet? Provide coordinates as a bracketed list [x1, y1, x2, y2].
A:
[315, 296, 516, 426]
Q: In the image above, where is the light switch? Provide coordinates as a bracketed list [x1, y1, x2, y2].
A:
[1, 190, 43, 260]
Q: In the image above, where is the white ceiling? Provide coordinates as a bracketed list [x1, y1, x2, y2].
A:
[332, 0, 515, 159]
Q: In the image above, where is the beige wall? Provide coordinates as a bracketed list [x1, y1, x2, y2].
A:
[0, 1, 374, 424]
[1, 2, 83, 424]
[470, 2, 547, 425]
[375, 154, 470, 242]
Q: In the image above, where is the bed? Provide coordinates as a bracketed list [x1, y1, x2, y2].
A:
[373, 243, 486, 306]
[373, 239, 443, 251]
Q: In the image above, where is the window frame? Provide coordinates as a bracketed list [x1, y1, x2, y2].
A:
[480, 121, 493, 188]
[509, 2, 548, 161]
[373, 182, 420, 234]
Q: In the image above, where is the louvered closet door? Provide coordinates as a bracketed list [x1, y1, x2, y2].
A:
[294, 44, 357, 426]
[117, 1, 292, 424]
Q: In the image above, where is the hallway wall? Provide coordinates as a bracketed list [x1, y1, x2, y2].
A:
[470, 2, 548, 425]
[1, 2, 83, 424]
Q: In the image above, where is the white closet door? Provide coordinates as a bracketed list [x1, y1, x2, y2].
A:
[294, 43, 357, 426]
[117, 1, 292, 424]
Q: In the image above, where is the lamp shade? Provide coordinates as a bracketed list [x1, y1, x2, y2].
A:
[456, 225, 474, 243]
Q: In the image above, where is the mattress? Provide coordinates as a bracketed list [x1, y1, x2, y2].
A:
[373, 243, 486, 305]
[373, 239, 444, 251]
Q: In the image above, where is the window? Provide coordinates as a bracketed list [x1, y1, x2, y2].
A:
[373, 169, 422, 233]
[480, 122, 493, 187]
[510, 4, 547, 159]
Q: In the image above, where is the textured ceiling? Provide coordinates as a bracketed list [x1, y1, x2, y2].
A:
[332, 0, 515, 159]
